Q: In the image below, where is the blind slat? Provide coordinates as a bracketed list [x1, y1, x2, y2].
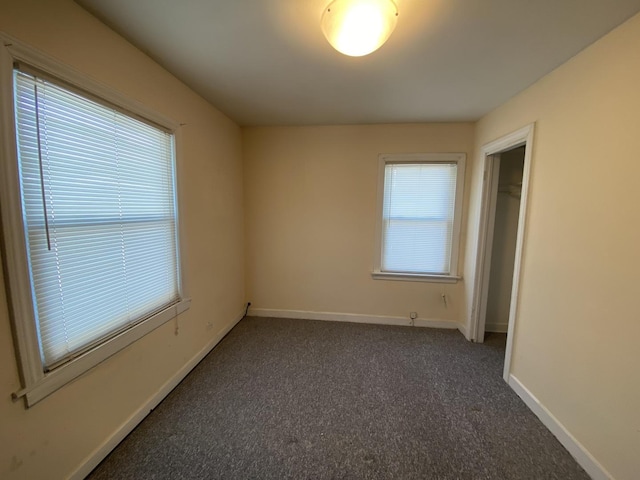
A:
[14, 70, 179, 369]
[381, 163, 457, 275]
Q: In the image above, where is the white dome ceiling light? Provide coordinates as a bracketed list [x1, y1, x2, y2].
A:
[321, 0, 399, 57]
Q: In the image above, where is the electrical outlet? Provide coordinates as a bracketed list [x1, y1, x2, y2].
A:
[410, 312, 418, 320]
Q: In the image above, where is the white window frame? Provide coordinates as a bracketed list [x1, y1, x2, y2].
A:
[0, 35, 190, 407]
[372, 153, 466, 283]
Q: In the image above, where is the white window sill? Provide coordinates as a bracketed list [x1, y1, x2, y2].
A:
[371, 272, 462, 283]
[13, 297, 191, 407]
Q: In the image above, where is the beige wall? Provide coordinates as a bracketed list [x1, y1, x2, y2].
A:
[485, 147, 524, 332]
[465, 12, 640, 480]
[243, 124, 474, 323]
[0, 1, 244, 479]
[2, 1, 639, 478]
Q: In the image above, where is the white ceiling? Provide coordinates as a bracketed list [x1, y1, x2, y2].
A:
[77, 0, 640, 126]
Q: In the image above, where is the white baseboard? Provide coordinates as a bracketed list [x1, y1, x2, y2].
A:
[249, 308, 460, 330]
[68, 309, 246, 480]
[508, 375, 612, 480]
[485, 322, 508, 333]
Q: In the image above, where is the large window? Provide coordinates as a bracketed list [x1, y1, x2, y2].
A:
[0, 41, 189, 406]
[373, 153, 466, 282]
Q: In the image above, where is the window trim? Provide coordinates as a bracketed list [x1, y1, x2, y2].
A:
[372, 153, 466, 283]
[0, 34, 190, 407]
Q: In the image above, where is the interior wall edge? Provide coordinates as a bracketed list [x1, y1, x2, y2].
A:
[456, 321, 470, 340]
[67, 308, 246, 480]
[508, 375, 612, 480]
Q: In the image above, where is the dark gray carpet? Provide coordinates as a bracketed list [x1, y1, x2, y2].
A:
[88, 317, 589, 479]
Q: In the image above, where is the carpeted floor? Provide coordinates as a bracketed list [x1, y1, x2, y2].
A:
[88, 317, 589, 479]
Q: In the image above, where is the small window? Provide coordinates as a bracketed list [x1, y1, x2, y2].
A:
[1, 43, 189, 406]
[373, 153, 465, 282]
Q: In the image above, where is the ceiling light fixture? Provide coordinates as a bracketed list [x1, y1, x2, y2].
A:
[321, 0, 399, 57]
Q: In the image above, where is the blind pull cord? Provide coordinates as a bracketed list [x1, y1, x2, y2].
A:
[34, 84, 52, 251]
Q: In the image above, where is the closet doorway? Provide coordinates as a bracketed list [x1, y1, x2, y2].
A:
[470, 124, 534, 380]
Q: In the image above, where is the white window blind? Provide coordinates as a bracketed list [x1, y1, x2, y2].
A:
[13, 69, 180, 370]
[381, 162, 458, 275]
